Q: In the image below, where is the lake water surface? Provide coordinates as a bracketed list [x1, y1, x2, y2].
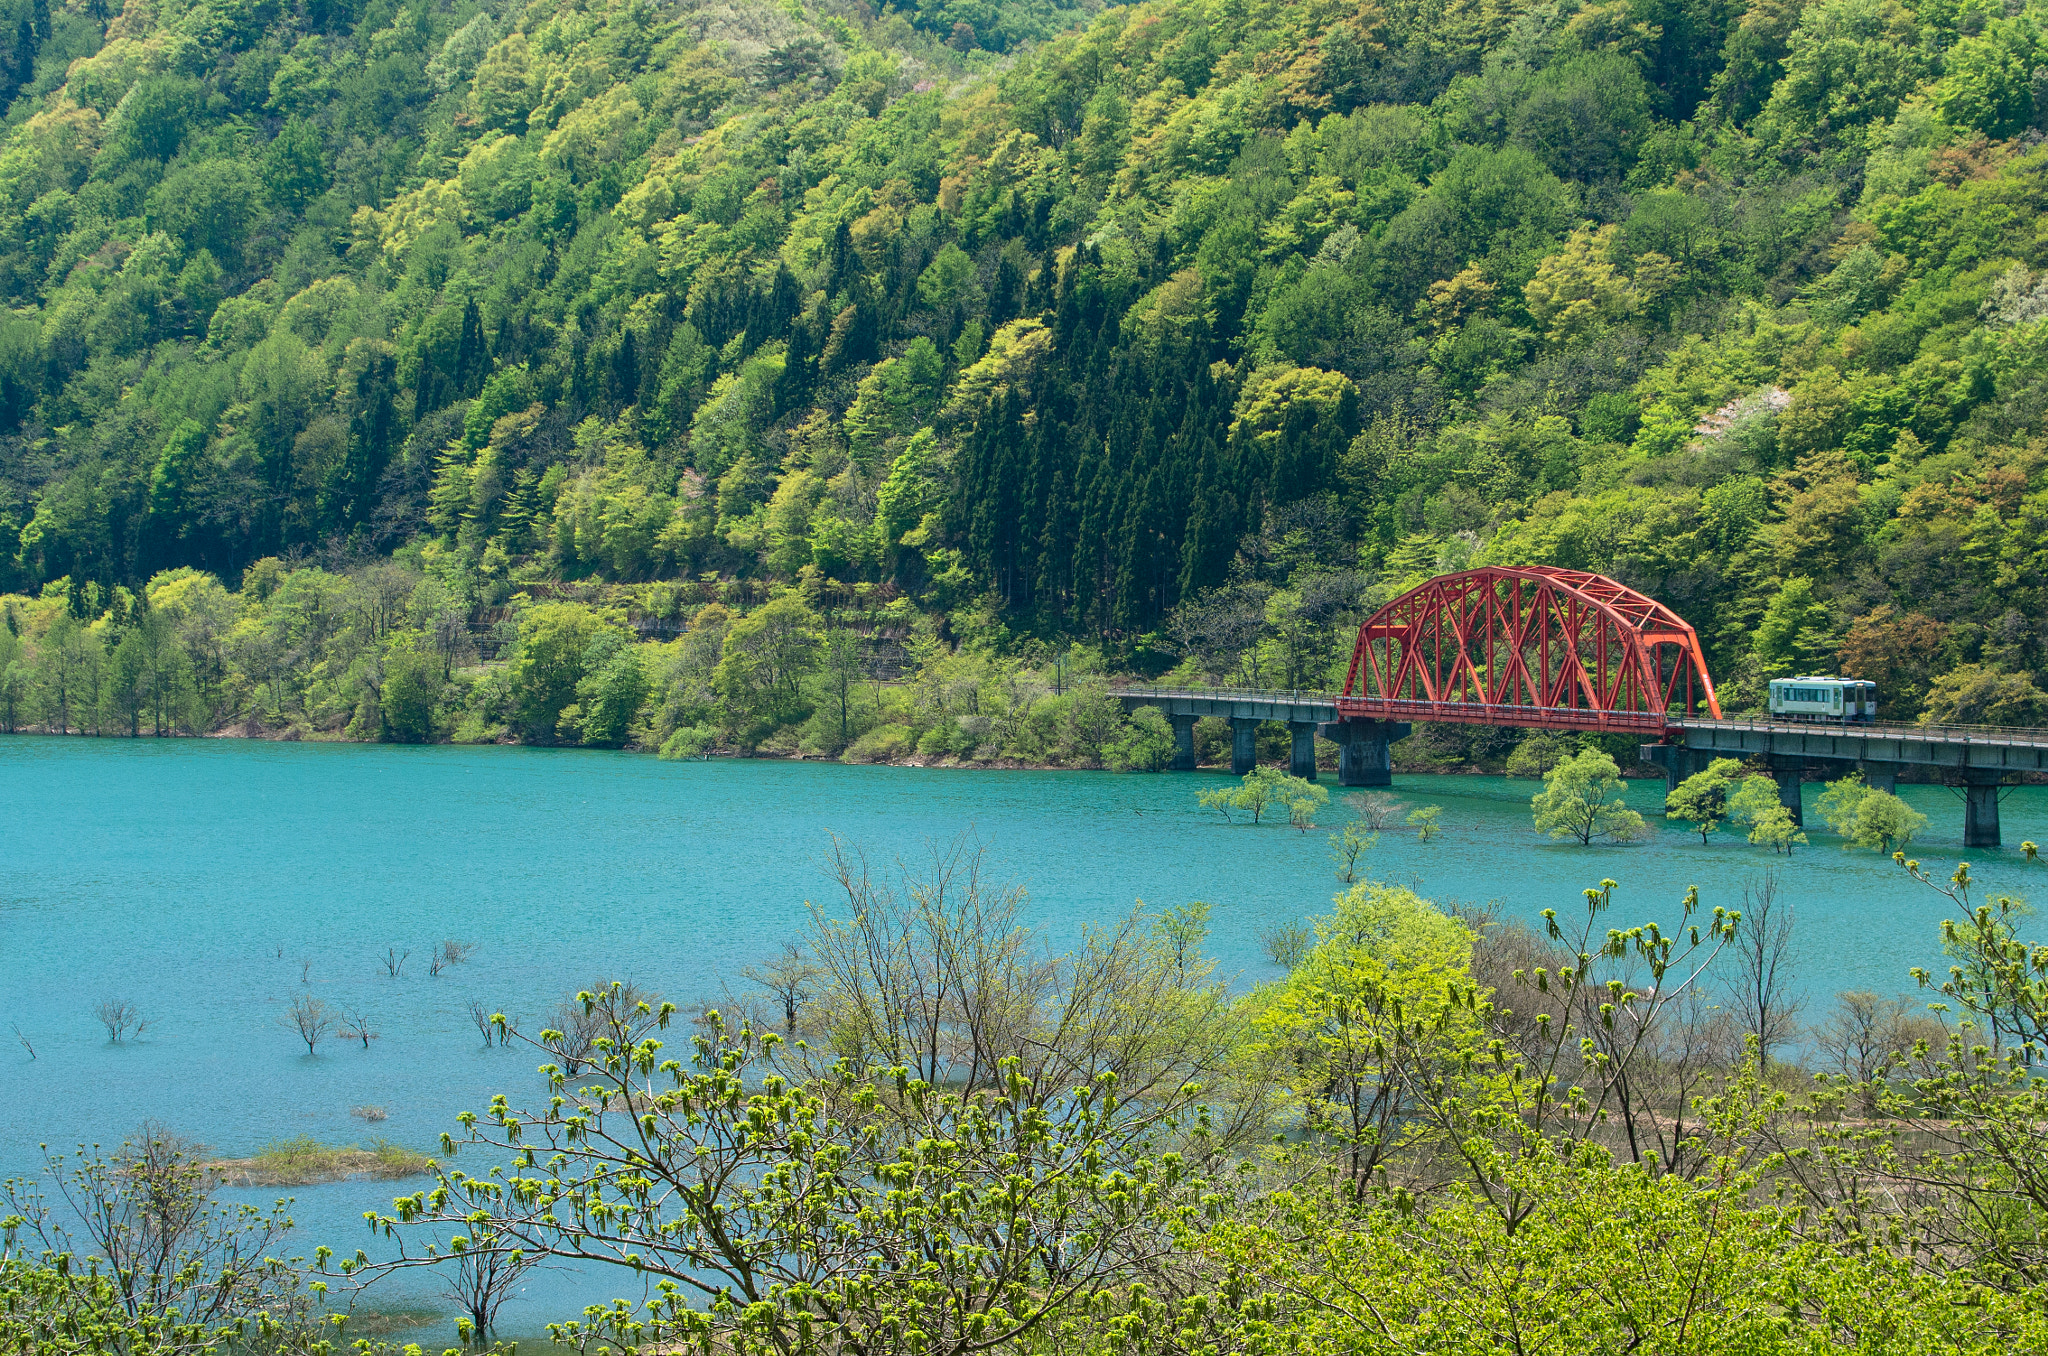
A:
[4, 738, 2044, 1341]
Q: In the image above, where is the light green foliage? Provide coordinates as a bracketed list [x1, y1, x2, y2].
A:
[1104, 704, 1176, 771]
[657, 723, 718, 759]
[1753, 576, 1835, 680]
[508, 602, 610, 744]
[1505, 730, 1577, 779]
[1285, 779, 1330, 831]
[1192, 1122, 2048, 1355]
[1531, 749, 1646, 845]
[1816, 771, 1926, 852]
[1198, 765, 1321, 825]
[1249, 881, 1475, 1186]
[1727, 773, 1809, 851]
[1665, 756, 1743, 843]
[1329, 819, 1378, 882]
[1752, 806, 1808, 852]
[1408, 804, 1443, 840]
[1851, 788, 1928, 852]
[713, 593, 820, 746]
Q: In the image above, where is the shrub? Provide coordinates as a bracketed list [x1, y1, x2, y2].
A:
[658, 723, 718, 759]
[845, 723, 914, 762]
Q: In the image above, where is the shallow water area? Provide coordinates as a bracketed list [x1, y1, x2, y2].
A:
[4, 736, 2043, 1343]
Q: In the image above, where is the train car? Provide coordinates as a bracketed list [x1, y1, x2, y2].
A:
[1768, 676, 1877, 723]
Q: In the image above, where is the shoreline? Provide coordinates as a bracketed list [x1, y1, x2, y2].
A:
[0, 725, 1740, 783]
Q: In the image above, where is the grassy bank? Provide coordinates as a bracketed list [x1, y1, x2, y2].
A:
[207, 1138, 430, 1187]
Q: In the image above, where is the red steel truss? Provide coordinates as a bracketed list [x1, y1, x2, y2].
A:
[1338, 567, 1721, 733]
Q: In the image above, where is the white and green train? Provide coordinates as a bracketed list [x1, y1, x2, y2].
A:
[1767, 676, 1877, 723]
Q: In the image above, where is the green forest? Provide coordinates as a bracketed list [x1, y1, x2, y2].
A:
[6, 0, 2048, 757]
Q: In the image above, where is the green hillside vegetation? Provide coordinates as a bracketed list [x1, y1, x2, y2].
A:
[7, 0, 2048, 752]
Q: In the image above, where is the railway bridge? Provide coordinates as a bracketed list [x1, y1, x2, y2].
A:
[1112, 566, 2048, 848]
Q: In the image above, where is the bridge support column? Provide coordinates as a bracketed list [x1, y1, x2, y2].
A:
[1288, 722, 1319, 781]
[1169, 714, 1198, 771]
[1857, 761, 1898, 796]
[1768, 758, 1804, 826]
[1323, 720, 1403, 787]
[1964, 773, 2003, 848]
[1229, 718, 1261, 776]
[1640, 744, 1695, 799]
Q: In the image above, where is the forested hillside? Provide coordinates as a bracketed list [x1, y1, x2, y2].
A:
[6, 0, 2048, 746]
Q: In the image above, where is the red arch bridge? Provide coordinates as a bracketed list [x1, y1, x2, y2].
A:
[1113, 566, 2048, 848]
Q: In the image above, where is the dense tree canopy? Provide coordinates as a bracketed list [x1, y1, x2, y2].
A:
[6, 0, 2048, 744]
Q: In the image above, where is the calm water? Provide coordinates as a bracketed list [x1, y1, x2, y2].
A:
[3, 738, 2043, 1340]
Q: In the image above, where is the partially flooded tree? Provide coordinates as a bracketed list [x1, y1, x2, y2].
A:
[1722, 873, 1802, 1066]
[1665, 757, 1743, 843]
[1261, 922, 1313, 969]
[1346, 791, 1406, 830]
[339, 1006, 376, 1049]
[429, 939, 476, 977]
[281, 995, 335, 1054]
[440, 1241, 538, 1348]
[1531, 750, 1645, 844]
[469, 1001, 514, 1047]
[93, 999, 145, 1043]
[739, 941, 817, 1034]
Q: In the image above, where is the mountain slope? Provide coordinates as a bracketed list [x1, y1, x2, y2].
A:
[4, 0, 2048, 729]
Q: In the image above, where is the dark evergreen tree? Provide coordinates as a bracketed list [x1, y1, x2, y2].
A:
[453, 300, 491, 401]
[326, 351, 399, 532]
[609, 330, 639, 411]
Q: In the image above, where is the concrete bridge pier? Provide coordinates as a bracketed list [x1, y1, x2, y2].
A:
[1857, 761, 1898, 795]
[1322, 719, 1407, 787]
[1963, 772, 2002, 848]
[1641, 744, 1719, 801]
[1768, 757, 1805, 826]
[1289, 721, 1319, 780]
[1229, 718, 1261, 776]
[1169, 713, 1198, 771]
[1646, 745, 1698, 795]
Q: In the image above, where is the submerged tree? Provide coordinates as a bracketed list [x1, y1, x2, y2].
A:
[280, 995, 335, 1054]
[1818, 771, 1928, 852]
[92, 998, 145, 1043]
[1666, 757, 1744, 843]
[1722, 873, 1802, 1066]
[1199, 766, 1321, 826]
[1531, 750, 1646, 844]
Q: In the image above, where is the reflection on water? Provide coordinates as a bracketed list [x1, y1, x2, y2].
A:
[4, 737, 2042, 1341]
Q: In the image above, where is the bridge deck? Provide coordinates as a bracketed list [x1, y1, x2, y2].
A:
[1109, 687, 2048, 767]
[1107, 686, 1343, 722]
[1673, 716, 2048, 772]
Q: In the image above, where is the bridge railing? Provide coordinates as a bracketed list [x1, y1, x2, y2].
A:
[1109, 685, 1341, 704]
[1334, 696, 1674, 732]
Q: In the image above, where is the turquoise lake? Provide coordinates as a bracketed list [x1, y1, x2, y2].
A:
[4, 737, 2044, 1342]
